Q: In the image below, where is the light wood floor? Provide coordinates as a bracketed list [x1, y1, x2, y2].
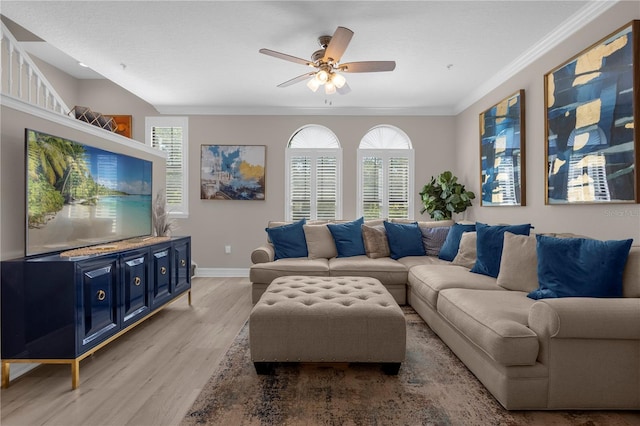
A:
[1, 277, 253, 426]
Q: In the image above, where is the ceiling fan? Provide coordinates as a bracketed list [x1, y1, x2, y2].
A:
[259, 26, 396, 95]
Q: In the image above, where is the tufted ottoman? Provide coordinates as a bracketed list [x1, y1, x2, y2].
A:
[249, 276, 406, 374]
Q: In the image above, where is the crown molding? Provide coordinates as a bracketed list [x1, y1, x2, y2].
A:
[453, 0, 620, 115]
[154, 104, 456, 116]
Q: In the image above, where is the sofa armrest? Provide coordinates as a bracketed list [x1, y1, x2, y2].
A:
[528, 298, 640, 340]
[251, 245, 275, 264]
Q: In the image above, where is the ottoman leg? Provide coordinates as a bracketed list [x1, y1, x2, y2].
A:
[254, 362, 274, 375]
[381, 363, 401, 375]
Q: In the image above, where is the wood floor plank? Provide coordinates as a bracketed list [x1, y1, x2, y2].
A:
[0, 277, 252, 426]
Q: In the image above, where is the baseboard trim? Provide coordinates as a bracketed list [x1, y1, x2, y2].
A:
[195, 268, 249, 278]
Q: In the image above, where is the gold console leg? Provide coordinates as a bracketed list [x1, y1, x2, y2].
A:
[1, 361, 10, 388]
[71, 360, 80, 389]
[188, 289, 192, 306]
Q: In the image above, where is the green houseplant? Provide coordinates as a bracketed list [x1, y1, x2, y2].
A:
[420, 171, 475, 221]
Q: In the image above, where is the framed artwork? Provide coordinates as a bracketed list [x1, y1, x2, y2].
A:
[105, 115, 132, 138]
[200, 145, 266, 200]
[479, 90, 526, 206]
[545, 20, 639, 204]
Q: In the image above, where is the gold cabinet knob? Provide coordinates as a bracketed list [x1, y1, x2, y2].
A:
[160, 266, 167, 275]
[97, 290, 106, 301]
[134, 276, 141, 286]
[180, 259, 186, 267]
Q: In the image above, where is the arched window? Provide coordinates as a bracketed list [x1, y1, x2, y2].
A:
[358, 125, 414, 220]
[286, 125, 342, 220]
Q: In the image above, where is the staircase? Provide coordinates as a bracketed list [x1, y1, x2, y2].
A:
[1, 21, 70, 115]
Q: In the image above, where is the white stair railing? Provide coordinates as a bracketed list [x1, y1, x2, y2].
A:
[1, 21, 70, 116]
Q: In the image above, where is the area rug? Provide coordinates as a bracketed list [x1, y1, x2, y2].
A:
[182, 307, 636, 426]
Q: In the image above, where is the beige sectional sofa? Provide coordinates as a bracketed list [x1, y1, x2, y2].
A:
[249, 219, 640, 410]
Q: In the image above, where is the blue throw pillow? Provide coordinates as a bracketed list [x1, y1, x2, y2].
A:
[470, 222, 532, 278]
[383, 221, 426, 260]
[327, 217, 366, 257]
[438, 223, 476, 261]
[265, 219, 308, 260]
[528, 235, 633, 299]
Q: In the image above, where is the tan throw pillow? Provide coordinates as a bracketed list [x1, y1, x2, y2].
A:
[303, 224, 337, 259]
[361, 224, 390, 259]
[496, 232, 538, 292]
[451, 231, 477, 269]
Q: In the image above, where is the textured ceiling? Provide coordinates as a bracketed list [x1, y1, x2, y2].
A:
[1, 1, 615, 115]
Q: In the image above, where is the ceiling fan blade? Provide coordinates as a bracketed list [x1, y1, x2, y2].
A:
[323, 26, 354, 63]
[339, 61, 396, 73]
[277, 72, 315, 87]
[259, 48, 313, 67]
[337, 82, 351, 95]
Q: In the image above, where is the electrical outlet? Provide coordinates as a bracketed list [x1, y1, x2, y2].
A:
[224, 245, 231, 254]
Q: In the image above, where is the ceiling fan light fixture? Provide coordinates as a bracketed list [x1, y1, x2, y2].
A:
[324, 81, 336, 95]
[331, 73, 346, 89]
[315, 70, 329, 84]
[307, 77, 321, 92]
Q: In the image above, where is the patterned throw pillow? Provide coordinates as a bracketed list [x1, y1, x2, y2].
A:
[361, 224, 390, 259]
[419, 226, 450, 256]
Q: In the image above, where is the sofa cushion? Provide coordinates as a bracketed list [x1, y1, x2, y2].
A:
[497, 232, 539, 292]
[249, 258, 330, 284]
[420, 225, 450, 257]
[265, 219, 308, 260]
[329, 255, 408, 285]
[437, 289, 539, 366]
[528, 235, 634, 299]
[361, 223, 390, 259]
[407, 264, 500, 308]
[623, 246, 640, 298]
[397, 255, 451, 270]
[451, 231, 477, 269]
[439, 223, 476, 261]
[327, 217, 366, 257]
[470, 222, 532, 278]
[383, 221, 426, 259]
[303, 224, 338, 259]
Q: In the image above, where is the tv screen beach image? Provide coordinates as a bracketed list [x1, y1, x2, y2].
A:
[26, 129, 152, 256]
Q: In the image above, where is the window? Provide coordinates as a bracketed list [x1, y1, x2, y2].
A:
[357, 125, 414, 220]
[145, 116, 189, 217]
[286, 125, 342, 221]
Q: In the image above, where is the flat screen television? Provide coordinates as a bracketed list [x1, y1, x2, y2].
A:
[25, 129, 153, 256]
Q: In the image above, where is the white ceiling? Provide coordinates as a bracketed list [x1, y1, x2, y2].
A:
[1, 1, 617, 115]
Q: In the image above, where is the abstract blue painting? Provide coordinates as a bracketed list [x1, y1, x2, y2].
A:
[545, 20, 639, 204]
[200, 145, 266, 200]
[480, 90, 525, 206]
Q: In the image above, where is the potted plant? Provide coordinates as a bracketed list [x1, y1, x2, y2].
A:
[419, 171, 475, 221]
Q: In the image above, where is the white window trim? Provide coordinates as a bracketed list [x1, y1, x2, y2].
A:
[145, 116, 189, 218]
[285, 148, 343, 221]
[357, 148, 415, 220]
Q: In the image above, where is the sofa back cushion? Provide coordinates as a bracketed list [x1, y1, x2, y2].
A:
[303, 224, 338, 259]
[623, 246, 640, 298]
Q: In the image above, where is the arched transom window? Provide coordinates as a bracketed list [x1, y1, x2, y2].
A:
[358, 125, 414, 220]
[286, 125, 342, 220]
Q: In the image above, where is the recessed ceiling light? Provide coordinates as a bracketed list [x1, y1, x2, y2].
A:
[78, 62, 89, 68]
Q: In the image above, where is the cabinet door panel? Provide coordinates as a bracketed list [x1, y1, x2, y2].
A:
[77, 257, 119, 350]
[173, 239, 191, 294]
[151, 246, 172, 308]
[122, 250, 150, 325]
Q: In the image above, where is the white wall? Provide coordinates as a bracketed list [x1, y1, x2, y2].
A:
[455, 2, 640, 242]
